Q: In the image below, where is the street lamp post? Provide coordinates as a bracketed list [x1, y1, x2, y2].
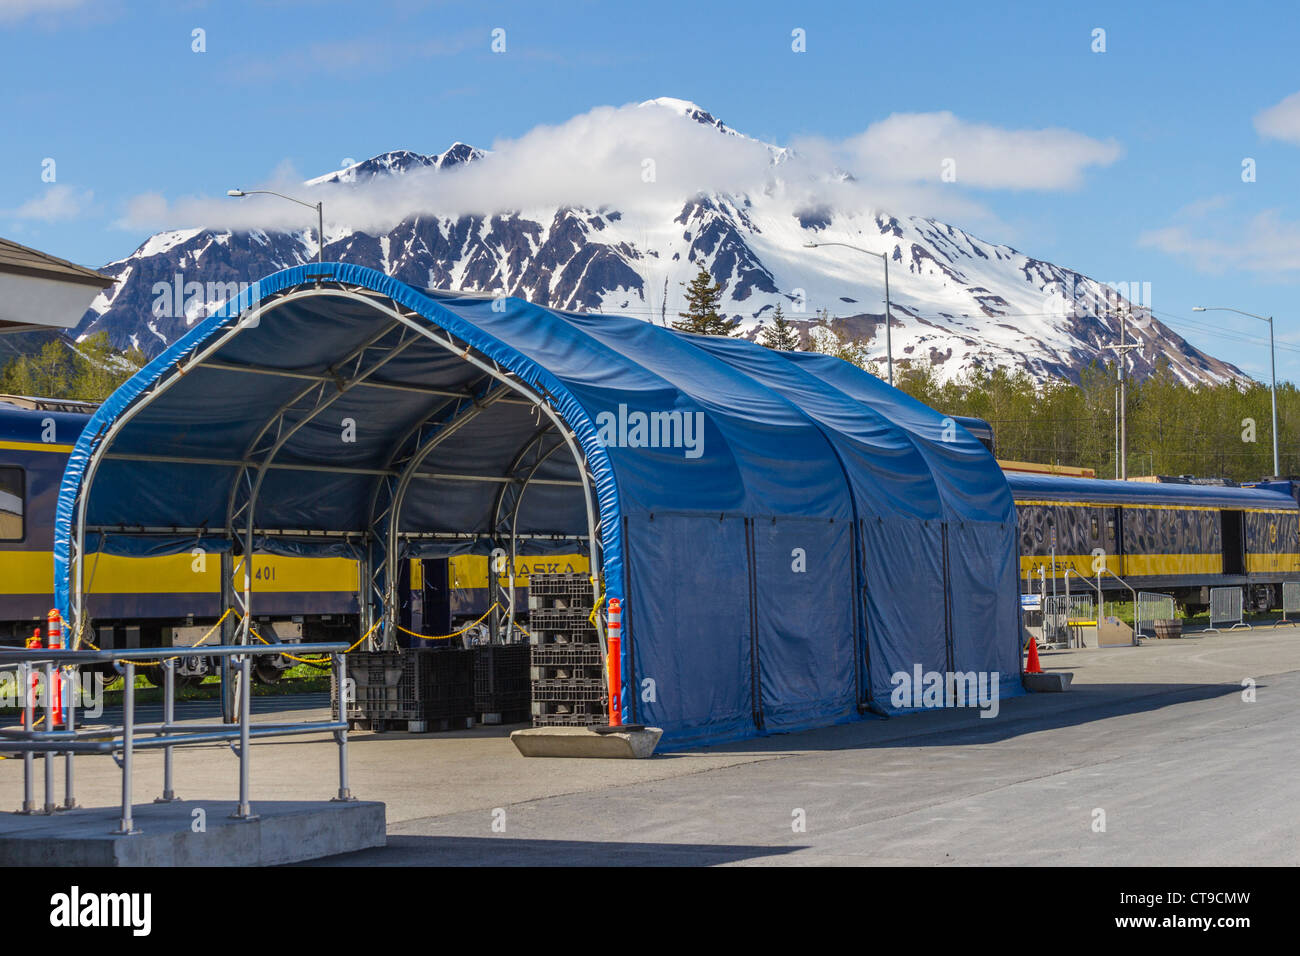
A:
[803, 241, 893, 387]
[227, 189, 325, 264]
[1193, 305, 1280, 477]
[1106, 304, 1142, 480]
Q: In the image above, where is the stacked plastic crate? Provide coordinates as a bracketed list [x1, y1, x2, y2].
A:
[528, 573, 606, 726]
[332, 647, 475, 733]
[472, 643, 531, 724]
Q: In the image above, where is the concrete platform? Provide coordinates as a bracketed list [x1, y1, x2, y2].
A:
[1022, 671, 1073, 692]
[0, 799, 385, 866]
[511, 726, 663, 759]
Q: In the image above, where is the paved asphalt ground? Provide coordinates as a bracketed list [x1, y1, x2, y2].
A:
[5, 627, 1300, 865]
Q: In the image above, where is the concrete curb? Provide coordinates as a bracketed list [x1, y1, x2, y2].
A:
[1023, 671, 1073, 693]
[0, 799, 385, 866]
[511, 726, 663, 758]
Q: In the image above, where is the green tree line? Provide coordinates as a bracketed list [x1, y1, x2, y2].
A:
[896, 360, 1297, 482]
[0, 333, 144, 403]
[9, 268, 1282, 483]
[679, 265, 1291, 481]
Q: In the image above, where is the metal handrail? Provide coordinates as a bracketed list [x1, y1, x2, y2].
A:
[0, 641, 353, 833]
[1097, 567, 1139, 638]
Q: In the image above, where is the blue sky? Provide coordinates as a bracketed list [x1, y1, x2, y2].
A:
[3, 0, 1300, 380]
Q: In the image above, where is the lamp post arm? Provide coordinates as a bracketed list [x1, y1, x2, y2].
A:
[803, 241, 894, 386]
[233, 190, 324, 263]
[1194, 305, 1279, 475]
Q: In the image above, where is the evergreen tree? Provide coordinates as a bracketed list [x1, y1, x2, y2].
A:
[808, 308, 871, 369]
[759, 304, 800, 350]
[0, 332, 143, 402]
[673, 267, 734, 336]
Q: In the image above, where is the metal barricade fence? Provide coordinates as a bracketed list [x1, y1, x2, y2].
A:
[1278, 581, 1300, 626]
[1207, 586, 1251, 632]
[0, 641, 353, 833]
[1043, 594, 1095, 648]
[1136, 591, 1175, 638]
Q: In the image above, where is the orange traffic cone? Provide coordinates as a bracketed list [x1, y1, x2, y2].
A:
[1025, 635, 1043, 674]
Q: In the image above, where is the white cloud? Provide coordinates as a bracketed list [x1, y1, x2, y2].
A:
[118, 101, 1122, 237]
[1140, 209, 1300, 277]
[6, 185, 93, 221]
[1254, 91, 1300, 145]
[0, 0, 93, 23]
[838, 111, 1121, 190]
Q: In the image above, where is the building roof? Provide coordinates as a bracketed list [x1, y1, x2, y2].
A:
[0, 237, 113, 288]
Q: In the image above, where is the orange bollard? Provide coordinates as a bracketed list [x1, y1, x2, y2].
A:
[1025, 634, 1043, 675]
[607, 598, 622, 727]
[23, 628, 41, 727]
[47, 609, 64, 729]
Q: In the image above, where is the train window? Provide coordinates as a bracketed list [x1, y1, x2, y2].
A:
[0, 467, 23, 541]
[1090, 516, 1099, 539]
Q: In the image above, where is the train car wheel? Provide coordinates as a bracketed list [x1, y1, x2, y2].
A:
[254, 662, 283, 684]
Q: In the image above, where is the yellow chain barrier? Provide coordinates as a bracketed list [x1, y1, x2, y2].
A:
[240, 612, 380, 664]
[76, 608, 236, 666]
[54, 593, 521, 677]
[588, 574, 605, 631]
[396, 602, 500, 642]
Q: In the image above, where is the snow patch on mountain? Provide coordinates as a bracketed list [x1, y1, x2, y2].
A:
[78, 99, 1240, 387]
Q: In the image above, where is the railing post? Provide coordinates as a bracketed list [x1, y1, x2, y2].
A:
[63, 663, 77, 810]
[19, 661, 35, 814]
[155, 658, 179, 803]
[332, 652, 354, 802]
[42, 661, 56, 814]
[231, 653, 257, 820]
[114, 661, 138, 835]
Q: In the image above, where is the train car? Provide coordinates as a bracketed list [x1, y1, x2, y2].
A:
[0, 396, 359, 681]
[1008, 471, 1300, 611]
[0, 394, 588, 671]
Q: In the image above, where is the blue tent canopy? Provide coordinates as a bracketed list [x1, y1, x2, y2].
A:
[54, 263, 1023, 747]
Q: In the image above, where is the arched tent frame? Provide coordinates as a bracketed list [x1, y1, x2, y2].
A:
[54, 265, 618, 657]
[53, 262, 1024, 749]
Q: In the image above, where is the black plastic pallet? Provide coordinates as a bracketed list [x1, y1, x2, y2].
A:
[527, 573, 594, 602]
[531, 663, 603, 682]
[528, 607, 596, 630]
[531, 678, 606, 702]
[531, 644, 603, 667]
[350, 715, 475, 733]
[532, 712, 606, 727]
[472, 644, 531, 711]
[530, 698, 607, 717]
[532, 627, 599, 645]
[332, 648, 475, 723]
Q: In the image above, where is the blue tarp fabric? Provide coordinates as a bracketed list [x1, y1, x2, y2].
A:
[54, 263, 1023, 747]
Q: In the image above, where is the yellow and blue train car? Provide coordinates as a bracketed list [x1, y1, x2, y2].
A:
[0, 396, 360, 648]
[0, 396, 587, 649]
[1008, 471, 1300, 610]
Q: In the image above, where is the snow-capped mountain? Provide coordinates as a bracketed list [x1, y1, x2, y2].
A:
[77, 98, 1240, 385]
